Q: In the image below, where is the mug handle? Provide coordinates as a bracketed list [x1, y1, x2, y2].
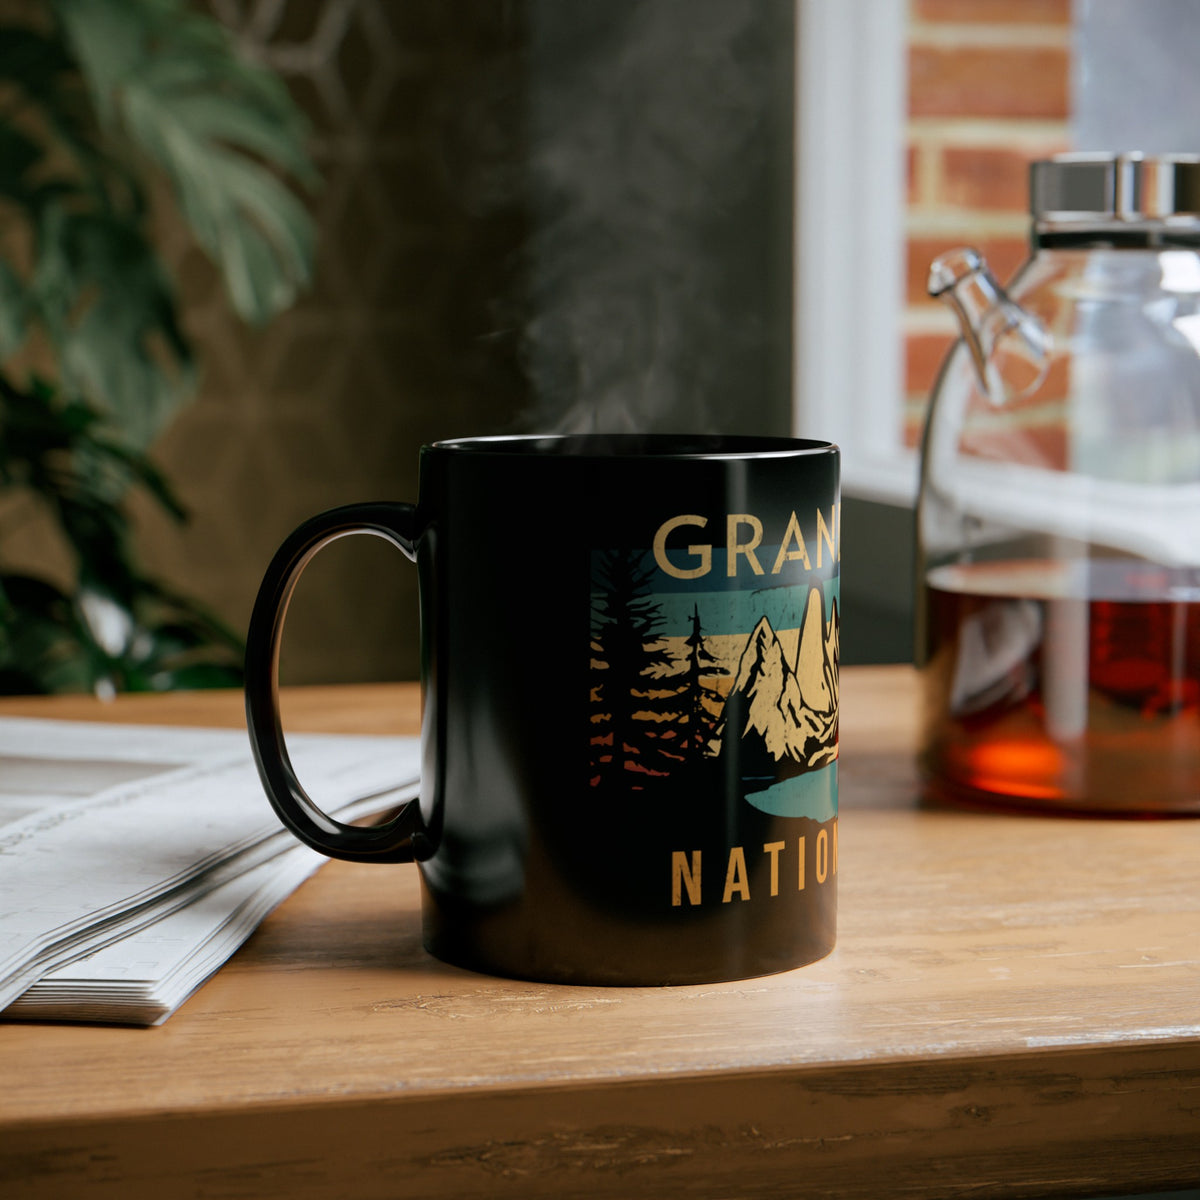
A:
[245, 502, 423, 863]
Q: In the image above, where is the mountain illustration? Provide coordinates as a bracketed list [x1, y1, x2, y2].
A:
[825, 595, 840, 710]
[718, 587, 838, 779]
[588, 547, 839, 801]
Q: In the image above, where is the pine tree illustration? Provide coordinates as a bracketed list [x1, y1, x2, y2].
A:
[676, 604, 729, 761]
[590, 549, 681, 786]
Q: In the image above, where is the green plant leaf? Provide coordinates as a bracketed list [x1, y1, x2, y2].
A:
[0, 260, 26, 356]
[29, 204, 195, 445]
[0, 373, 184, 586]
[88, 434, 187, 521]
[0, 571, 95, 694]
[54, 0, 317, 325]
[0, 24, 131, 217]
[0, 124, 44, 206]
[0, 28, 76, 106]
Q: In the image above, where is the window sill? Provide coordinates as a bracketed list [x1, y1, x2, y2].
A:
[841, 450, 919, 508]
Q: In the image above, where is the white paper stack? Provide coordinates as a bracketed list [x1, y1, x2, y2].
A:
[0, 718, 420, 1025]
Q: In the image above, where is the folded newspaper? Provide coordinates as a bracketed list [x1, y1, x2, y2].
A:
[0, 717, 420, 1026]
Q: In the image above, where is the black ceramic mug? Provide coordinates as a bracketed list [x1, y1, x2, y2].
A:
[245, 434, 840, 985]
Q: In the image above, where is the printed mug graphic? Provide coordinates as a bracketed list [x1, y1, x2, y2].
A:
[588, 508, 840, 823]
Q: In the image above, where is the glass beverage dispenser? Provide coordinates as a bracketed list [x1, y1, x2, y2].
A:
[918, 153, 1200, 815]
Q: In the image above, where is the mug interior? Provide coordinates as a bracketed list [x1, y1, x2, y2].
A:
[430, 434, 836, 459]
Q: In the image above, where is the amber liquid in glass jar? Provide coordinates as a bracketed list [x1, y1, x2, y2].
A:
[921, 560, 1200, 814]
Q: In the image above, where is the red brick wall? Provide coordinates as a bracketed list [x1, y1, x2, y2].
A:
[904, 0, 1072, 446]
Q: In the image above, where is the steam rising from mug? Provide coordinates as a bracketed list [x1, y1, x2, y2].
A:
[517, 0, 794, 435]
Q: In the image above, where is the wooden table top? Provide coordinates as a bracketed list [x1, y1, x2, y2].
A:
[1, 666, 1198, 1200]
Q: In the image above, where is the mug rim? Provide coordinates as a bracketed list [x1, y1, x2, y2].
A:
[428, 433, 839, 461]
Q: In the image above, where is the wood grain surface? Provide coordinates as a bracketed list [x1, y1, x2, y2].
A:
[1, 667, 1198, 1199]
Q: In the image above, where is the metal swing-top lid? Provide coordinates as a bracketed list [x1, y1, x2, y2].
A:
[1030, 153, 1200, 226]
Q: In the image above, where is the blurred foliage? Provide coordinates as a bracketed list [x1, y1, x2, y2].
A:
[0, 0, 316, 694]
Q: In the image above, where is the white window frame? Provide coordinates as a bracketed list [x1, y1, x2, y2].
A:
[793, 0, 916, 507]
